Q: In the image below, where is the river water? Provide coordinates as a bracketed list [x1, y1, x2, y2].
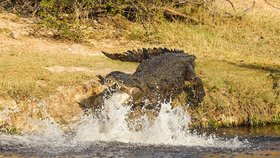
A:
[0, 93, 279, 157]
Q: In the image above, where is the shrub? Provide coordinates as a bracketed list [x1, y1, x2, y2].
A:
[4, 0, 247, 41]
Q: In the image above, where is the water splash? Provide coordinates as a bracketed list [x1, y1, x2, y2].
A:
[74, 93, 246, 148]
[0, 93, 248, 154]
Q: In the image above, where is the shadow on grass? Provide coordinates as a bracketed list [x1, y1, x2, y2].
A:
[225, 60, 280, 91]
[225, 61, 280, 74]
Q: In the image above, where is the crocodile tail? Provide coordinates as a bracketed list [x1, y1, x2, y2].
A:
[102, 47, 185, 62]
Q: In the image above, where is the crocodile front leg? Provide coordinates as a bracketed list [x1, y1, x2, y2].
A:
[192, 77, 205, 103]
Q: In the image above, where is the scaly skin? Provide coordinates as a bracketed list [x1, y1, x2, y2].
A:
[94, 49, 205, 110]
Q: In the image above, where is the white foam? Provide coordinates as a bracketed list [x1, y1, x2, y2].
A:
[73, 93, 246, 148]
[0, 93, 248, 153]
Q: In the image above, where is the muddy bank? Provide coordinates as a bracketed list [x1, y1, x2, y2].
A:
[0, 80, 105, 134]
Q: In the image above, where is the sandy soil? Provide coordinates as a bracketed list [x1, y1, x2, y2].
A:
[0, 13, 144, 58]
[215, 0, 280, 16]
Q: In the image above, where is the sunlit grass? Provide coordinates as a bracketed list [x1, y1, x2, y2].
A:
[0, 51, 137, 100]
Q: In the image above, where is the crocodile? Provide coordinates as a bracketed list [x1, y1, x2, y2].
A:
[80, 48, 205, 112]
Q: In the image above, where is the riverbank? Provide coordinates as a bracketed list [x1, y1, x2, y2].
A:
[0, 0, 280, 133]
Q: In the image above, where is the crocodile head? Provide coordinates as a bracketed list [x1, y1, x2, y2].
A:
[97, 72, 143, 104]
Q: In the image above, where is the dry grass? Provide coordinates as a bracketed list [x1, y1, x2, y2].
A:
[0, 51, 137, 100]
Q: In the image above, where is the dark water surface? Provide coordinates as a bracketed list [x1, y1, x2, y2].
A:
[0, 126, 280, 158]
